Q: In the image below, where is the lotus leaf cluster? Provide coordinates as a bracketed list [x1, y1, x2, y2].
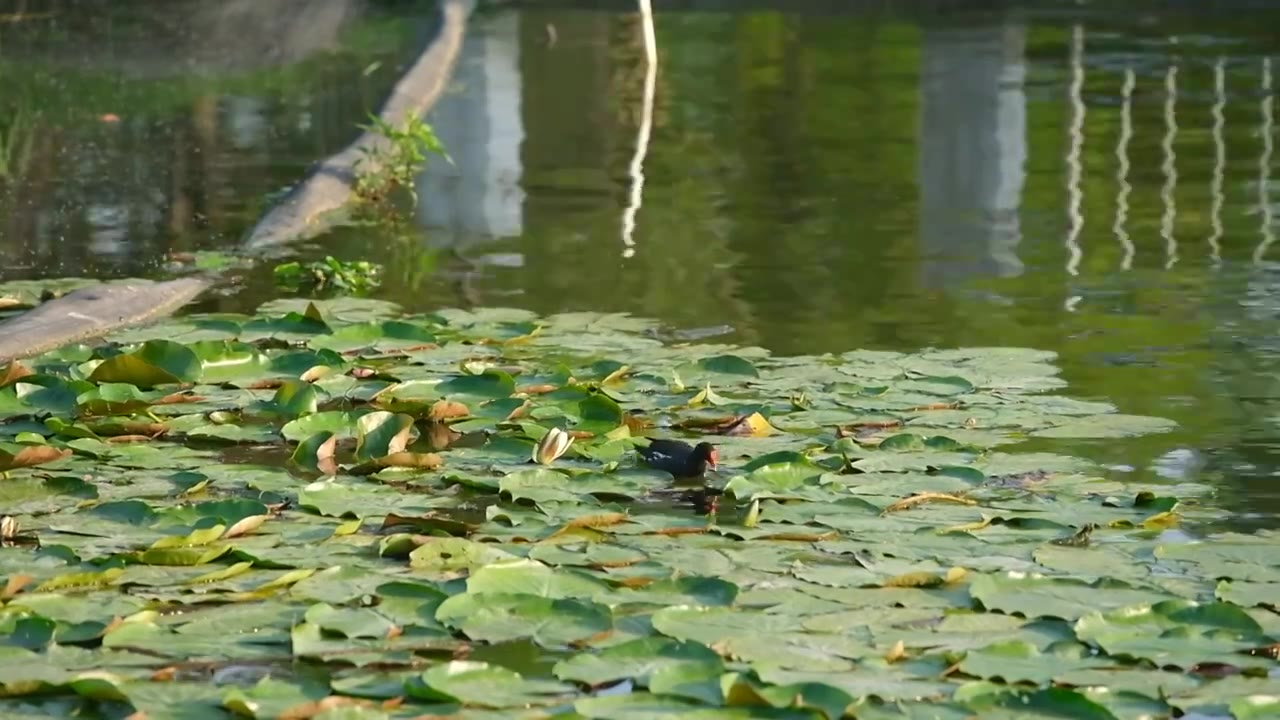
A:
[0, 294, 1276, 719]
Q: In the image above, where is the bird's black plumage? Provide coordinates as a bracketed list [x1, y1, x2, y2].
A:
[637, 439, 718, 478]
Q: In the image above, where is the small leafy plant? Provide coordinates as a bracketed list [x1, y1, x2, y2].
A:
[272, 256, 382, 295]
[352, 113, 446, 209]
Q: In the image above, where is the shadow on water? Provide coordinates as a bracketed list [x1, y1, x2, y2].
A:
[4, 1, 1280, 525]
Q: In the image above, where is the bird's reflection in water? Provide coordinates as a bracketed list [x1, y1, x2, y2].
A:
[675, 484, 723, 518]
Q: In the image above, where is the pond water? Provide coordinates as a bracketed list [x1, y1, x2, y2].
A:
[3, 1, 1280, 525]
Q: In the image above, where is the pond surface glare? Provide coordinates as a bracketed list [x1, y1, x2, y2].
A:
[3, 1, 1280, 526]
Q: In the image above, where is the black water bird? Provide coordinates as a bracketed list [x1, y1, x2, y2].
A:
[637, 439, 718, 478]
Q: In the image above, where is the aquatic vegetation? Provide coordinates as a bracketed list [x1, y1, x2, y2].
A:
[0, 293, 1275, 719]
[273, 256, 383, 296]
[353, 113, 446, 211]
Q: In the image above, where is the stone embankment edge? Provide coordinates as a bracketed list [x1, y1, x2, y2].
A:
[0, 278, 212, 362]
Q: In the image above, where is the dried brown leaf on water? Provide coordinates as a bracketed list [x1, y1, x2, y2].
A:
[106, 435, 156, 444]
[149, 666, 178, 682]
[624, 414, 652, 433]
[647, 526, 709, 537]
[380, 452, 444, 469]
[89, 421, 167, 437]
[388, 343, 436, 355]
[614, 576, 654, 588]
[555, 512, 629, 533]
[568, 509, 632, 527]
[317, 437, 339, 477]
[0, 361, 32, 386]
[289, 431, 340, 477]
[883, 492, 976, 514]
[348, 451, 444, 473]
[836, 419, 902, 438]
[0, 445, 72, 471]
[428, 399, 470, 422]
[154, 391, 206, 405]
[424, 423, 461, 450]
[909, 402, 959, 411]
[2, 574, 32, 600]
[504, 400, 531, 421]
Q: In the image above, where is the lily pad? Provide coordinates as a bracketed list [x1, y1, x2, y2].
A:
[407, 661, 574, 708]
[0, 301, 1246, 719]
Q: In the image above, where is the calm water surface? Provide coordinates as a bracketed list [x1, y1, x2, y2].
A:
[3, 1, 1280, 525]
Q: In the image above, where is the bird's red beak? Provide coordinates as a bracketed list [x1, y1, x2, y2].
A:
[708, 450, 719, 470]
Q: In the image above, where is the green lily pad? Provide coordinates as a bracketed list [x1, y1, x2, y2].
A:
[553, 637, 723, 686]
[437, 371, 516, 401]
[409, 661, 574, 708]
[958, 640, 1111, 684]
[267, 380, 322, 417]
[969, 573, 1177, 621]
[354, 411, 417, 461]
[87, 347, 190, 388]
[409, 539, 520, 574]
[435, 592, 613, 646]
[695, 355, 759, 377]
[0, 301, 1238, 718]
[1074, 599, 1271, 670]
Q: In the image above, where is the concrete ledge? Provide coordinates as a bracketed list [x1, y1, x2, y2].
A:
[0, 277, 213, 363]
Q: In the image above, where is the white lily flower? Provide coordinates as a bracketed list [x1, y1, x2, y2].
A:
[533, 427, 574, 465]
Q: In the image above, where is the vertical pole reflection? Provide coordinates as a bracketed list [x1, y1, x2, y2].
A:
[1161, 63, 1179, 269]
[621, 0, 658, 260]
[1065, 24, 1085, 311]
[1254, 57, 1275, 264]
[1210, 58, 1226, 266]
[1115, 68, 1135, 271]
